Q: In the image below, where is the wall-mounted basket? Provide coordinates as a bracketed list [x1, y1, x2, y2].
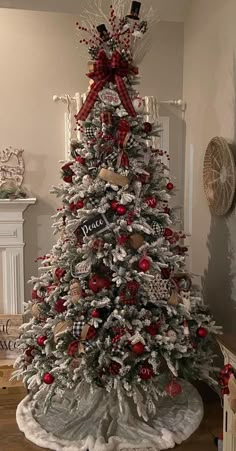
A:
[203, 136, 236, 216]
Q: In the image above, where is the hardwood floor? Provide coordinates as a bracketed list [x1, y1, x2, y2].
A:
[0, 389, 223, 451]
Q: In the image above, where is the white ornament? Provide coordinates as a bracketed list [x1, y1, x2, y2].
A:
[167, 329, 177, 343]
[99, 89, 121, 107]
[180, 291, 191, 311]
[148, 274, 170, 301]
[132, 95, 144, 114]
[82, 175, 92, 186]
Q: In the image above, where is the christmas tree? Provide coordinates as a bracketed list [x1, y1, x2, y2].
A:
[15, 2, 220, 449]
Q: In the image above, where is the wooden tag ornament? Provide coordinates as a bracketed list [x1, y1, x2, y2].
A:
[128, 233, 144, 250]
[70, 279, 82, 304]
[99, 168, 129, 187]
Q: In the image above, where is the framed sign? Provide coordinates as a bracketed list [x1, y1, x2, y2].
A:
[75, 213, 111, 239]
[0, 314, 23, 361]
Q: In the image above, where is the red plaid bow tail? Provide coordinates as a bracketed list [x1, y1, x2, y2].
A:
[117, 118, 130, 148]
[75, 50, 137, 121]
[116, 151, 129, 168]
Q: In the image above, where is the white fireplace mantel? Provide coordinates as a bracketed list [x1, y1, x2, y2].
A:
[0, 198, 36, 314]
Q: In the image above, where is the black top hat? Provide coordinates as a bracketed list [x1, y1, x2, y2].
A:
[127, 1, 141, 20]
[97, 24, 109, 41]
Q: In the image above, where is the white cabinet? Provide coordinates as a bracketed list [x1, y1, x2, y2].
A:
[218, 336, 236, 451]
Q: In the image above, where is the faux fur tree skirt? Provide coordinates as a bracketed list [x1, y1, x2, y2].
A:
[16, 379, 203, 451]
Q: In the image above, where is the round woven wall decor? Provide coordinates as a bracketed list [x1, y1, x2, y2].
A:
[203, 136, 236, 215]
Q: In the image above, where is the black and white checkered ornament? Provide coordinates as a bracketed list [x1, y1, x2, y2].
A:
[152, 222, 165, 236]
[125, 134, 137, 150]
[72, 320, 85, 338]
[85, 125, 96, 140]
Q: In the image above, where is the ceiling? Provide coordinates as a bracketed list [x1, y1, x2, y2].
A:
[0, 0, 189, 22]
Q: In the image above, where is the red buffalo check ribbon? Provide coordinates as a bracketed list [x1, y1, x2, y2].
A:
[75, 50, 138, 121]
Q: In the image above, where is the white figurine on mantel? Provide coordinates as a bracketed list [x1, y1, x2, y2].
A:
[0, 147, 25, 189]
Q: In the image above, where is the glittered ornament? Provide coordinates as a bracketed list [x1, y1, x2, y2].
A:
[197, 326, 208, 338]
[109, 361, 121, 375]
[145, 196, 157, 208]
[165, 380, 182, 397]
[43, 373, 55, 385]
[138, 256, 151, 272]
[167, 182, 174, 191]
[132, 342, 145, 354]
[117, 235, 128, 245]
[116, 204, 127, 215]
[143, 122, 152, 133]
[82, 174, 92, 186]
[127, 280, 140, 293]
[145, 323, 160, 336]
[111, 200, 119, 211]
[139, 364, 154, 380]
[152, 222, 165, 237]
[54, 299, 67, 313]
[37, 336, 47, 346]
[76, 200, 84, 209]
[76, 155, 86, 165]
[164, 228, 173, 238]
[61, 162, 74, 183]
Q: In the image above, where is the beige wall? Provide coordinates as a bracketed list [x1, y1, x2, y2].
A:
[183, 0, 236, 332]
[0, 8, 184, 305]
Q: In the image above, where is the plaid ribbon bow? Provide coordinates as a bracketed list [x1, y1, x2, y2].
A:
[75, 50, 137, 121]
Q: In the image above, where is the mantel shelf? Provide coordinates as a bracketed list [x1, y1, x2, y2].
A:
[0, 198, 36, 214]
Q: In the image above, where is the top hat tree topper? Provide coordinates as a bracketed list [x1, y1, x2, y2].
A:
[127, 1, 141, 20]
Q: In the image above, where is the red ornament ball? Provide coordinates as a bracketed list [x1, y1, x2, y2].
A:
[139, 364, 154, 380]
[196, 327, 208, 338]
[164, 228, 173, 238]
[88, 274, 110, 293]
[111, 200, 119, 211]
[143, 122, 152, 133]
[43, 372, 55, 385]
[37, 336, 47, 346]
[54, 299, 67, 313]
[138, 257, 151, 272]
[145, 196, 157, 208]
[166, 182, 174, 191]
[116, 204, 127, 216]
[91, 309, 100, 318]
[76, 200, 84, 209]
[76, 155, 86, 165]
[165, 380, 182, 397]
[132, 342, 145, 354]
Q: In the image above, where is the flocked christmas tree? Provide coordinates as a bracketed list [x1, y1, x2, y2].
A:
[15, 1, 220, 442]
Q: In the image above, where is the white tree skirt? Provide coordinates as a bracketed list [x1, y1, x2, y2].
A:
[16, 380, 203, 451]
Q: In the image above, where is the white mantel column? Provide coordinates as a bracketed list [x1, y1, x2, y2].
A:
[0, 198, 36, 314]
